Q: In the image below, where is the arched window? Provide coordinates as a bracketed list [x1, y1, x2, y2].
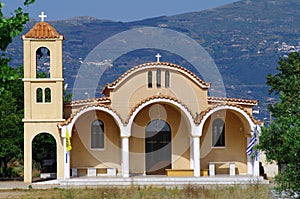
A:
[165, 70, 170, 88]
[148, 71, 152, 88]
[45, 88, 51, 103]
[156, 69, 161, 88]
[212, 119, 225, 147]
[36, 47, 50, 78]
[36, 88, 43, 103]
[91, 120, 104, 149]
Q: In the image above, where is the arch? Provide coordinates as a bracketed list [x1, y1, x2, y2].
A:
[44, 88, 51, 103]
[126, 96, 196, 136]
[199, 105, 258, 132]
[61, 105, 124, 137]
[36, 47, 50, 78]
[91, 119, 104, 149]
[36, 88, 43, 103]
[32, 132, 57, 180]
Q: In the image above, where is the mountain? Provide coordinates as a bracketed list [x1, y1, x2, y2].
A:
[6, 0, 300, 121]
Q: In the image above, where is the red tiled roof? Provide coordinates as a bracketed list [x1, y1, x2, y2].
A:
[208, 97, 258, 106]
[60, 104, 123, 126]
[65, 97, 111, 107]
[23, 22, 63, 39]
[102, 62, 210, 95]
[196, 103, 261, 125]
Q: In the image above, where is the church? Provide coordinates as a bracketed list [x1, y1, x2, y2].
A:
[22, 15, 262, 183]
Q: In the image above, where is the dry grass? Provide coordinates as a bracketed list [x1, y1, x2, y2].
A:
[0, 184, 269, 199]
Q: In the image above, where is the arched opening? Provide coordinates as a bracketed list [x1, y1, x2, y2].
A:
[91, 119, 104, 149]
[200, 108, 252, 175]
[165, 70, 170, 88]
[36, 88, 43, 103]
[148, 71, 152, 88]
[44, 88, 51, 103]
[156, 69, 161, 88]
[36, 47, 50, 78]
[212, 118, 225, 147]
[32, 133, 57, 181]
[145, 119, 171, 175]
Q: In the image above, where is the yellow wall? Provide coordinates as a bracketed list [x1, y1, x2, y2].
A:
[200, 110, 248, 174]
[70, 110, 122, 173]
[110, 67, 208, 122]
[24, 123, 64, 182]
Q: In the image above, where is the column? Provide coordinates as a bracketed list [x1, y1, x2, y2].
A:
[122, 136, 130, 177]
[190, 137, 194, 169]
[63, 136, 70, 179]
[193, 136, 200, 177]
[253, 152, 260, 176]
[62, 126, 70, 180]
[24, 134, 32, 183]
[247, 137, 253, 175]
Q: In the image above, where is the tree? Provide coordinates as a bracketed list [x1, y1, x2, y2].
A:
[0, 0, 35, 177]
[258, 52, 300, 194]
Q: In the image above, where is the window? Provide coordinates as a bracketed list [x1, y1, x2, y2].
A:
[36, 88, 43, 103]
[45, 88, 51, 103]
[165, 70, 170, 88]
[148, 71, 152, 88]
[91, 120, 104, 149]
[156, 69, 161, 88]
[212, 119, 225, 147]
[36, 47, 50, 78]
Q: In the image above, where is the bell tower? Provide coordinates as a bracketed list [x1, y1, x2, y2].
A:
[22, 13, 65, 182]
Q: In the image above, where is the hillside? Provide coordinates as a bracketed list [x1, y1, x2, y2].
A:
[6, 0, 300, 120]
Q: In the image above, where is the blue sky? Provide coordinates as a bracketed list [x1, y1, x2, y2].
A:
[2, 0, 239, 22]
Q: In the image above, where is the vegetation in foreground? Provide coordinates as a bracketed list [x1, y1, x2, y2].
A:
[0, 184, 269, 199]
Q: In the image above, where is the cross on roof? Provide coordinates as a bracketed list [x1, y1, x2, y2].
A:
[38, 12, 47, 22]
[155, 53, 162, 62]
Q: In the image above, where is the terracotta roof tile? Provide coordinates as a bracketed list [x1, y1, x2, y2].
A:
[23, 22, 63, 39]
[208, 97, 258, 106]
[64, 97, 111, 107]
[60, 104, 123, 126]
[196, 103, 261, 125]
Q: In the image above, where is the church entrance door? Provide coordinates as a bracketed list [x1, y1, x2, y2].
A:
[145, 119, 171, 175]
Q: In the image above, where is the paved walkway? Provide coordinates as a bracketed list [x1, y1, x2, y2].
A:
[0, 175, 269, 190]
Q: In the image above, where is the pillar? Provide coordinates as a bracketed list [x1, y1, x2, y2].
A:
[193, 136, 200, 177]
[63, 136, 70, 179]
[122, 136, 129, 177]
[190, 137, 194, 169]
[247, 137, 253, 175]
[24, 133, 32, 183]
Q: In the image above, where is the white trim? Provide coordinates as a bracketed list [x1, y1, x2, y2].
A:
[22, 78, 64, 82]
[198, 105, 260, 176]
[199, 105, 256, 130]
[59, 106, 123, 137]
[126, 98, 196, 137]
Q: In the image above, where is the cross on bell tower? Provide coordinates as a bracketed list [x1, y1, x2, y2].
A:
[38, 11, 47, 22]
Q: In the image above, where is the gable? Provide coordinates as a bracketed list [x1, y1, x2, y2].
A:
[103, 62, 210, 119]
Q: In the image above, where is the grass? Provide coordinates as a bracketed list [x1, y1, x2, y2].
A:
[0, 184, 269, 199]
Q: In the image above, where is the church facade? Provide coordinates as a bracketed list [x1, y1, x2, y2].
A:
[22, 20, 261, 183]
